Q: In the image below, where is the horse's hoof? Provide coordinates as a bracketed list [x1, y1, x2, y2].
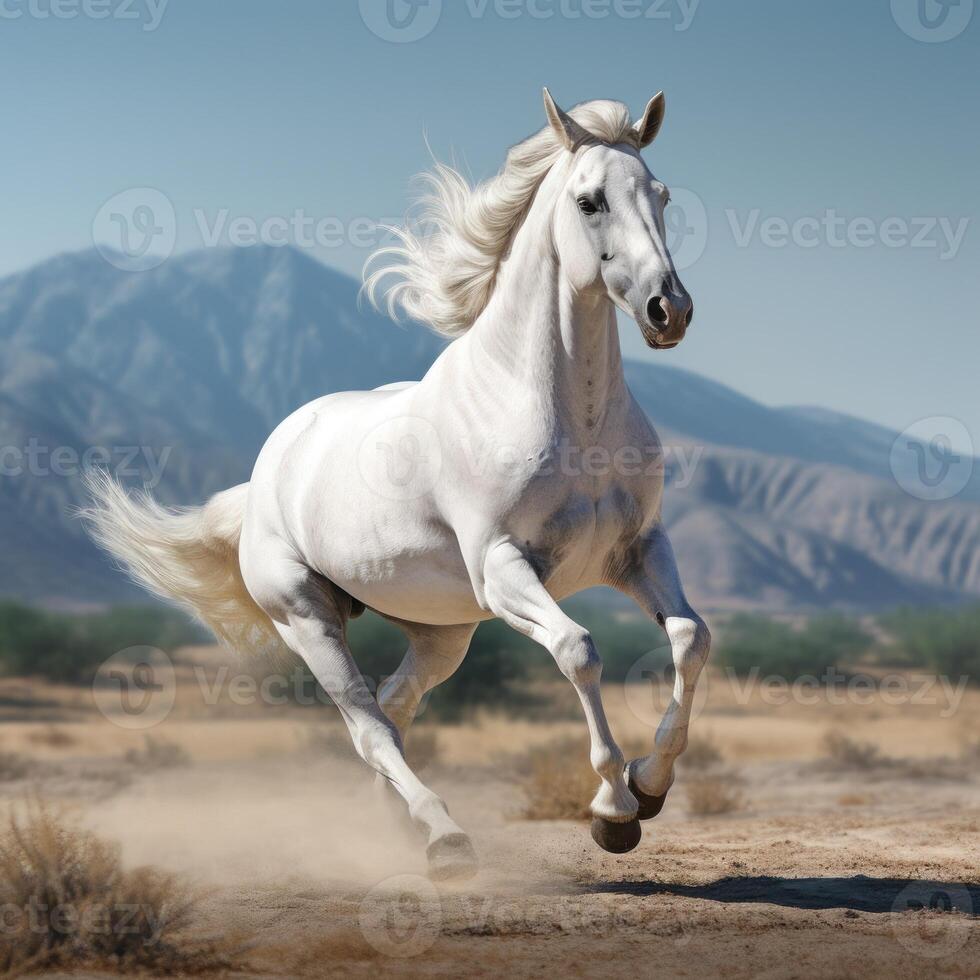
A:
[628, 774, 669, 821]
[590, 816, 642, 854]
[427, 833, 478, 882]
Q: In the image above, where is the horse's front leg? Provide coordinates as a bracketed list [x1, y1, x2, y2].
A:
[614, 524, 711, 819]
[482, 540, 641, 853]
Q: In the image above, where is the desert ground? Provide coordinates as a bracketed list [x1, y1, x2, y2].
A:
[0, 645, 976, 979]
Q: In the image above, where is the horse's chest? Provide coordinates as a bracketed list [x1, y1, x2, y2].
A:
[525, 483, 644, 590]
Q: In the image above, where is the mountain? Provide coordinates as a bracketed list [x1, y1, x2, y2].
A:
[1, 244, 976, 612]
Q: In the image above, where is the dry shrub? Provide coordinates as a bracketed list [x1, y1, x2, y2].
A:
[823, 731, 886, 770]
[678, 734, 723, 771]
[891, 756, 968, 781]
[517, 735, 743, 821]
[304, 722, 357, 761]
[0, 801, 234, 976]
[0, 753, 35, 783]
[404, 726, 441, 772]
[275, 929, 383, 974]
[124, 736, 191, 771]
[27, 726, 78, 750]
[520, 737, 596, 821]
[837, 793, 872, 806]
[822, 732, 969, 782]
[685, 776, 743, 816]
[517, 735, 648, 822]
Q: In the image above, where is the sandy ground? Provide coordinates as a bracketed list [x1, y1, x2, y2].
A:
[0, 655, 977, 979]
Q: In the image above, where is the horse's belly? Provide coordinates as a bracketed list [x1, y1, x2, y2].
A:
[310, 510, 486, 626]
[334, 554, 487, 626]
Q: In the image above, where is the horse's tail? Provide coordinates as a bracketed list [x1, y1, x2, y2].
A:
[81, 471, 281, 657]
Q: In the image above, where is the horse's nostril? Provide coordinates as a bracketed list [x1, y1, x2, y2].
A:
[647, 296, 668, 324]
[685, 304, 694, 328]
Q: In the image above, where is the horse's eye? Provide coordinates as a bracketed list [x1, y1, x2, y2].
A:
[577, 197, 598, 215]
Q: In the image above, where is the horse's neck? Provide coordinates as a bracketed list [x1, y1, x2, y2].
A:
[467, 184, 626, 436]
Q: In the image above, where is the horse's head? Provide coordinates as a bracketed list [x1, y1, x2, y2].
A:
[544, 89, 693, 350]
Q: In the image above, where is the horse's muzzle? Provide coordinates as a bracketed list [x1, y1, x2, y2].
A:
[642, 291, 692, 349]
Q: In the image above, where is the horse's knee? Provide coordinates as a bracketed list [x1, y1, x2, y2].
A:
[351, 713, 403, 767]
[668, 616, 710, 686]
[554, 627, 601, 686]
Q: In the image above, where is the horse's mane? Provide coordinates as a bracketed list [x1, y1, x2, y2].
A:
[363, 99, 642, 339]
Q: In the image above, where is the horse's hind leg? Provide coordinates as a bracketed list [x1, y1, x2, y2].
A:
[374, 622, 475, 802]
[377, 622, 476, 737]
[256, 563, 477, 880]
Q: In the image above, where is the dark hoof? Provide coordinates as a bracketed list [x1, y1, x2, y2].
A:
[590, 816, 642, 854]
[427, 833, 478, 882]
[628, 775, 669, 821]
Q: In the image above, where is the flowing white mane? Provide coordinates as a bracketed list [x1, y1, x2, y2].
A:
[364, 99, 643, 338]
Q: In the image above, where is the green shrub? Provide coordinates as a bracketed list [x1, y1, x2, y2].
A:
[0, 602, 204, 683]
[880, 604, 980, 683]
[343, 613, 538, 722]
[715, 613, 871, 679]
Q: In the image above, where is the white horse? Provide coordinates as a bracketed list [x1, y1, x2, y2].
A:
[85, 89, 710, 881]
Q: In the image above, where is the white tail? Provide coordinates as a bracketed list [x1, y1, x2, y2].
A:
[82, 471, 281, 657]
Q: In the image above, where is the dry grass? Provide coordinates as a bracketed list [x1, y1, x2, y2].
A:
[27, 726, 78, 750]
[404, 726, 441, 772]
[519, 736, 597, 821]
[124, 735, 192, 771]
[818, 730, 972, 782]
[822, 731, 886, 769]
[0, 800, 235, 976]
[0, 753, 36, 783]
[517, 734, 737, 821]
[837, 793, 872, 806]
[678, 734, 723, 771]
[685, 776, 743, 816]
[302, 722, 441, 772]
[517, 735, 649, 821]
[272, 929, 384, 974]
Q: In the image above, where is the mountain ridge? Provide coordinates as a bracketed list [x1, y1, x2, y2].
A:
[1, 244, 975, 611]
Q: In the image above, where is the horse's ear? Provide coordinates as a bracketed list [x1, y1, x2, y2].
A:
[633, 92, 666, 148]
[543, 88, 592, 152]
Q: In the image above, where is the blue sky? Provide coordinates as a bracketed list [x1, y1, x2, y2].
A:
[2, 0, 978, 448]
